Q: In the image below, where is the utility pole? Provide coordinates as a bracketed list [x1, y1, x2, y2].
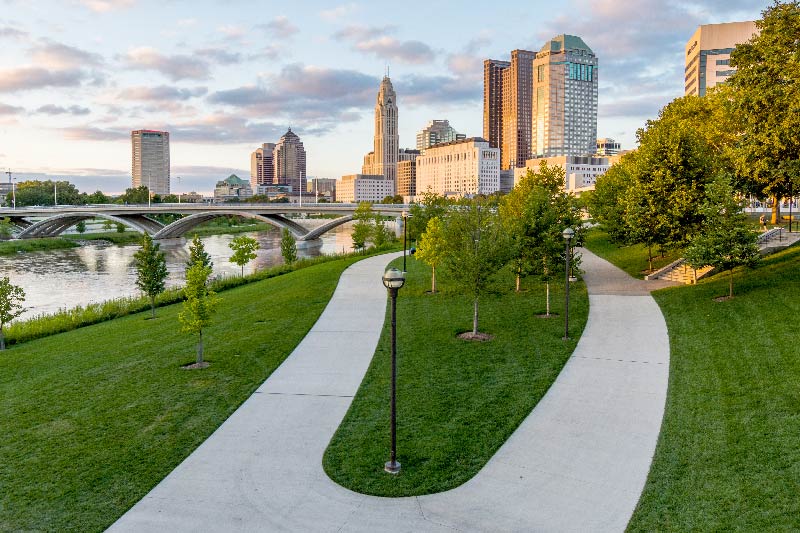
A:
[5, 169, 14, 209]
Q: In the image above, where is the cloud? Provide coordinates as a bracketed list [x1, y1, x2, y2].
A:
[78, 0, 134, 12]
[258, 16, 299, 38]
[60, 126, 129, 141]
[30, 40, 104, 69]
[0, 102, 24, 115]
[319, 3, 357, 21]
[118, 85, 208, 102]
[0, 67, 87, 92]
[396, 74, 481, 106]
[195, 47, 241, 65]
[217, 24, 246, 40]
[0, 26, 27, 39]
[35, 104, 91, 115]
[123, 47, 210, 81]
[334, 25, 435, 64]
[446, 35, 492, 81]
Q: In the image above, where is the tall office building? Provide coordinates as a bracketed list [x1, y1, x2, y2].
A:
[415, 138, 500, 197]
[274, 128, 306, 194]
[684, 21, 758, 96]
[532, 35, 598, 158]
[416, 120, 465, 150]
[596, 138, 621, 156]
[362, 76, 399, 191]
[482, 50, 536, 170]
[131, 130, 170, 195]
[250, 143, 275, 189]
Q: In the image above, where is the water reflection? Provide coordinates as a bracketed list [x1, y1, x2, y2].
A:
[0, 221, 363, 320]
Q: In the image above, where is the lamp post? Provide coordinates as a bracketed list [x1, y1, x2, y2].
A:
[147, 172, 151, 208]
[401, 210, 411, 272]
[562, 227, 574, 341]
[382, 267, 406, 474]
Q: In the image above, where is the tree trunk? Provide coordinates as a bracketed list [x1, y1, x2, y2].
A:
[241, 265, 244, 277]
[150, 295, 156, 319]
[648, 245, 653, 272]
[546, 282, 551, 316]
[729, 269, 734, 298]
[0, 327, 5, 350]
[771, 196, 781, 224]
[431, 266, 437, 293]
[197, 330, 204, 364]
[516, 272, 521, 292]
[473, 297, 479, 335]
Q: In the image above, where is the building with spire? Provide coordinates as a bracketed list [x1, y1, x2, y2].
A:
[274, 128, 307, 194]
[362, 75, 399, 192]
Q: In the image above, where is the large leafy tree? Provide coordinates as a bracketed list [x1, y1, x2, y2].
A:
[589, 155, 636, 243]
[134, 233, 169, 319]
[684, 176, 760, 299]
[351, 202, 374, 250]
[179, 262, 219, 366]
[727, 1, 800, 223]
[441, 197, 512, 337]
[228, 235, 259, 276]
[415, 216, 447, 293]
[407, 191, 449, 243]
[0, 277, 25, 350]
[8, 180, 84, 207]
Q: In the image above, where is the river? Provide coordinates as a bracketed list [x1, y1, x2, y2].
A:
[0, 221, 362, 320]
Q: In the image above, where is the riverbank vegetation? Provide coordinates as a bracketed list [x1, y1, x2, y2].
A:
[628, 244, 800, 530]
[0, 255, 370, 532]
[0, 237, 79, 255]
[323, 256, 588, 496]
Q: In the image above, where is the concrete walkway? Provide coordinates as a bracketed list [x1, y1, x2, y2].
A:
[110, 249, 673, 532]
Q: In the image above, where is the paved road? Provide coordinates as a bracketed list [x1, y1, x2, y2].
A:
[109, 249, 673, 532]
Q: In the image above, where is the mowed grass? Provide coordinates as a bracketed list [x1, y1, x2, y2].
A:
[628, 246, 800, 530]
[0, 256, 362, 532]
[323, 256, 588, 496]
[583, 228, 682, 278]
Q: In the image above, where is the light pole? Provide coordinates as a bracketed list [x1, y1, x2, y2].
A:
[54, 182, 57, 206]
[382, 267, 406, 475]
[562, 227, 574, 341]
[147, 172, 152, 208]
[401, 211, 411, 272]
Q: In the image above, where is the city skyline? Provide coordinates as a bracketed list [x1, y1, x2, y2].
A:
[0, 0, 765, 194]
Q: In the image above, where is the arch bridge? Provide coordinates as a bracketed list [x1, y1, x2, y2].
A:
[4, 204, 408, 241]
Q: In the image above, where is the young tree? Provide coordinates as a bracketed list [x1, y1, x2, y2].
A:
[351, 202, 374, 250]
[0, 217, 14, 239]
[179, 262, 220, 365]
[186, 234, 213, 269]
[115, 222, 126, 233]
[684, 176, 760, 298]
[134, 233, 169, 319]
[280, 227, 298, 264]
[415, 216, 446, 293]
[229, 235, 259, 276]
[407, 191, 449, 242]
[75, 220, 87, 234]
[441, 198, 512, 337]
[371, 213, 394, 248]
[0, 277, 25, 349]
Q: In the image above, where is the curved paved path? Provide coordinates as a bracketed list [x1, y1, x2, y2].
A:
[110, 249, 672, 532]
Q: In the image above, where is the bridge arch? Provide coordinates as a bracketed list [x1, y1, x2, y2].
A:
[153, 211, 308, 240]
[18, 213, 163, 239]
[300, 215, 354, 241]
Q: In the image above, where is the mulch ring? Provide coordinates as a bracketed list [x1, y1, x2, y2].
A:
[181, 361, 211, 370]
[457, 332, 494, 342]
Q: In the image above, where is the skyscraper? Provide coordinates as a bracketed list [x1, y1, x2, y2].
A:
[532, 35, 598, 158]
[250, 143, 275, 190]
[482, 50, 536, 170]
[131, 130, 170, 195]
[274, 128, 307, 194]
[684, 21, 758, 96]
[362, 76, 399, 191]
[416, 120, 465, 150]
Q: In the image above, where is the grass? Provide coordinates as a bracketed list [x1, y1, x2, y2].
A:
[583, 228, 682, 279]
[0, 237, 78, 255]
[627, 246, 800, 530]
[323, 256, 589, 496]
[64, 230, 142, 245]
[0, 254, 371, 532]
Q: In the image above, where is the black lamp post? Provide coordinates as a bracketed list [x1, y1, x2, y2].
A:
[562, 227, 574, 341]
[382, 267, 406, 474]
[401, 211, 411, 272]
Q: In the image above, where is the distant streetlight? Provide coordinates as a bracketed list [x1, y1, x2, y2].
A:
[382, 267, 406, 474]
[147, 172, 152, 208]
[562, 227, 575, 341]
[401, 210, 412, 272]
[54, 182, 57, 206]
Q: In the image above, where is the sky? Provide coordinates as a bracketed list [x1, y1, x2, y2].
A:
[0, 0, 766, 195]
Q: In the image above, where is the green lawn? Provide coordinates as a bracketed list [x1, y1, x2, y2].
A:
[583, 228, 683, 278]
[323, 256, 589, 496]
[628, 246, 800, 530]
[0, 256, 362, 532]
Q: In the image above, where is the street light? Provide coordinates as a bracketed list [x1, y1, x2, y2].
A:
[382, 267, 406, 475]
[401, 210, 412, 272]
[562, 227, 575, 341]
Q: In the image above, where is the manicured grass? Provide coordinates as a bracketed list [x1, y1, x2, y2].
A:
[583, 228, 682, 278]
[628, 246, 800, 530]
[0, 256, 364, 532]
[0, 237, 78, 255]
[323, 256, 589, 496]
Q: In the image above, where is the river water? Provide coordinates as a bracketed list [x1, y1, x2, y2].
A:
[0, 221, 361, 320]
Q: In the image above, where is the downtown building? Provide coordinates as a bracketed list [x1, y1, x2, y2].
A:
[336, 174, 395, 203]
[250, 143, 276, 190]
[415, 138, 500, 198]
[131, 129, 170, 195]
[416, 120, 465, 150]
[274, 128, 307, 195]
[362, 76, 399, 192]
[684, 21, 758, 96]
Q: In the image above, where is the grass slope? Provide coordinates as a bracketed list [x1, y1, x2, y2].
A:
[583, 228, 682, 279]
[323, 257, 588, 496]
[0, 256, 361, 532]
[628, 246, 800, 530]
